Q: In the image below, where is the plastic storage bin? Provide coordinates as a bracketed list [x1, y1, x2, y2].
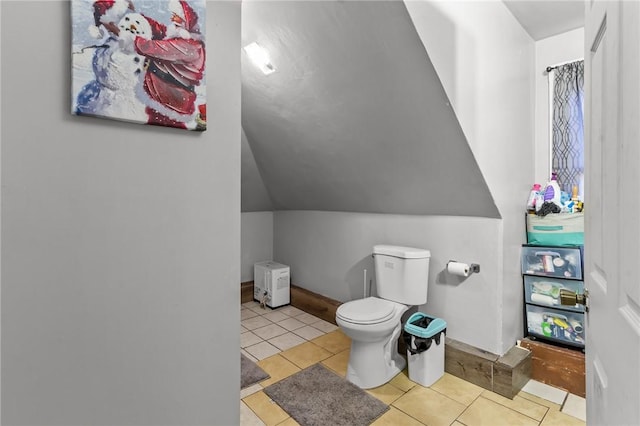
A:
[523, 275, 585, 312]
[526, 213, 584, 246]
[521, 245, 583, 280]
[520, 243, 585, 349]
[402, 312, 447, 387]
[526, 304, 585, 348]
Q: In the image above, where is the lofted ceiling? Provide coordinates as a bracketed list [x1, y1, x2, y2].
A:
[240, 1, 499, 218]
[240, 0, 586, 215]
[502, 0, 584, 40]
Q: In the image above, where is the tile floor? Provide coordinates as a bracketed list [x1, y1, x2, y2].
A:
[240, 301, 587, 426]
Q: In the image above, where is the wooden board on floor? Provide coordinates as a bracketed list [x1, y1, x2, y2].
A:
[493, 346, 532, 399]
[519, 337, 585, 398]
[445, 337, 499, 391]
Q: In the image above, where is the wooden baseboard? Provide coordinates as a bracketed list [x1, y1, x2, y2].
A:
[240, 281, 340, 325]
[519, 337, 585, 398]
[290, 284, 341, 325]
[241, 281, 254, 304]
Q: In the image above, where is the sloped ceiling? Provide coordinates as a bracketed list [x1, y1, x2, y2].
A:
[241, 128, 274, 212]
[241, 1, 500, 218]
[502, 0, 584, 41]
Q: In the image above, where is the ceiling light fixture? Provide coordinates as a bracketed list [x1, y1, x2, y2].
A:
[243, 42, 276, 75]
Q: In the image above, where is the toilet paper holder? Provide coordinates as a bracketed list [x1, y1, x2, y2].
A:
[446, 261, 480, 276]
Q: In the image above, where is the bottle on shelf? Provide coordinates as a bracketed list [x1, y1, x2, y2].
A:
[571, 185, 579, 201]
[526, 183, 542, 212]
[543, 172, 562, 208]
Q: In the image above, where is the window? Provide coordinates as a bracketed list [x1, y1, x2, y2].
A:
[548, 60, 585, 198]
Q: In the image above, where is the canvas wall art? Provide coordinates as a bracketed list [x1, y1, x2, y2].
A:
[71, 0, 206, 131]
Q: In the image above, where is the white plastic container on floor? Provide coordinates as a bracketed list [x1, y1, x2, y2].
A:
[406, 335, 445, 386]
[403, 312, 446, 387]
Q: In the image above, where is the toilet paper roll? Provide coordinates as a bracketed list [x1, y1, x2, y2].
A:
[447, 261, 470, 277]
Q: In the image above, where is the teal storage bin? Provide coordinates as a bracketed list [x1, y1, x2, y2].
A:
[526, 213, 584, 246]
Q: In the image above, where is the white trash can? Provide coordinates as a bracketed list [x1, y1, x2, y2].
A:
[403, 312, 447, 387]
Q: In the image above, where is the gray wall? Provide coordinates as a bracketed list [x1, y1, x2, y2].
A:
[1, 1, 241, 424]
[241, 212, 274, 282]
[274, 211, 502, 353]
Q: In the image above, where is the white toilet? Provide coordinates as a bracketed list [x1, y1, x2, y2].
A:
[336, 245, 431, 389]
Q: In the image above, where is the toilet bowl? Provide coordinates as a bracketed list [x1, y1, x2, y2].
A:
[336, 245, 431, 389]
[336, 297, 409, 389]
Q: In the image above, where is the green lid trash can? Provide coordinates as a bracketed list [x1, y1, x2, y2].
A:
[402, 312, 447, 387]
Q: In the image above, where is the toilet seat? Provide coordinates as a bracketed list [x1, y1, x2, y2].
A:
[336, 297, 398, 325]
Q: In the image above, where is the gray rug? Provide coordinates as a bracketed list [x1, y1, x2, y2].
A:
[264, 363, 389, 426]
[241, 353, 270, 389]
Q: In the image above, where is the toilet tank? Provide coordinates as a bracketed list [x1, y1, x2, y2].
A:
[373, 245, 431, 305]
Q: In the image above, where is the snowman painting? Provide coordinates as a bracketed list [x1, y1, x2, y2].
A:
[75, 12, 166, 123]
[133, 0, 206, 130]
[71, 0, 206, 131]
[88, 0, 134, 44]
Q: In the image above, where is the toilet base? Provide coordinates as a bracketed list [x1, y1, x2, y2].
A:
[345, 324, 407, 389]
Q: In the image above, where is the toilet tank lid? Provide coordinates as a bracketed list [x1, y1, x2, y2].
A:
[373, 245, 431, 259]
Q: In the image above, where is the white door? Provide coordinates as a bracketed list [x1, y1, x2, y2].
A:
[584, 0, 640, 424]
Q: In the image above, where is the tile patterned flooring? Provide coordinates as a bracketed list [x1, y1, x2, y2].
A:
[240, 301, 587, 426]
